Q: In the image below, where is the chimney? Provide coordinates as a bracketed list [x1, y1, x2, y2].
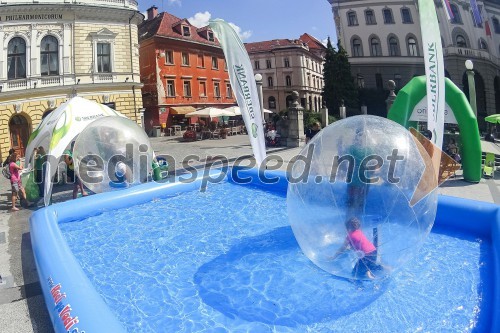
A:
[147, 6, 158, 21]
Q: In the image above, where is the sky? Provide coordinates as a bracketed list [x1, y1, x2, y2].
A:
[139, 0, 337, 44]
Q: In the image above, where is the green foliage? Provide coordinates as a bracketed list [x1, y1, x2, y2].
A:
[303, 110, 322, 130]
[322, 38, 358, 117]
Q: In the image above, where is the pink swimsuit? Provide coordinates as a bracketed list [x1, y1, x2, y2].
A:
[9, 162, 21, 184]
[347, 229, 376, 254]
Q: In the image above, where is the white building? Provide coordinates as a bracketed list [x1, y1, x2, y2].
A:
[0, 0, 143, 159]
[245, 33, 326, 113]
[328, 0, 500, 130]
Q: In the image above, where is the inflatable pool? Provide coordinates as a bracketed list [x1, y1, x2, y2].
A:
[30, 168, 500, 332]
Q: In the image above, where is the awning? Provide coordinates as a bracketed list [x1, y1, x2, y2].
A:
[170, 106, 196, 115]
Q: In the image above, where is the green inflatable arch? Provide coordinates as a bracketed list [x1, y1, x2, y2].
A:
[388, 76, 481, 183]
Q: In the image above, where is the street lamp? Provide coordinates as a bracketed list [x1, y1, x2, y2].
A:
[254, 73, 265, 123]
[465, 59, 477, 117]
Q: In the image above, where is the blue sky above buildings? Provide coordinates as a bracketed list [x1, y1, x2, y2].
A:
[139, 0, 337, 43]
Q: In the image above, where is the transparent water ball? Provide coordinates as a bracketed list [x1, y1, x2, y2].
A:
[73, 116, 153, 193]
[287, 115, 438, 280]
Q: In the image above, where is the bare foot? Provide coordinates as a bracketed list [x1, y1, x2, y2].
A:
[82, 192, 88, 197]
[11, 207, 19, 212]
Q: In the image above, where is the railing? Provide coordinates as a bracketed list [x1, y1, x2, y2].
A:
[41, 76, 61, 86]
[7, 79, 27, 89]
[95, 74, 113, 81]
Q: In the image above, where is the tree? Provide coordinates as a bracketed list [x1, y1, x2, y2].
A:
[322, 38, 358, 117]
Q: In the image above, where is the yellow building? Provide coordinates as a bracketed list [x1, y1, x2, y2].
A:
[0, 0, 144, 159]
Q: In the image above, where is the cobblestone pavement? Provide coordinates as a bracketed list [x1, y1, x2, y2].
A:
[0, 134, 498, 332]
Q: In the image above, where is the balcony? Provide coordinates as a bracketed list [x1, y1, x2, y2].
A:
[0, 0, 138, 10]
[443, 46, 499, 66]
[0, 73, 138, 94]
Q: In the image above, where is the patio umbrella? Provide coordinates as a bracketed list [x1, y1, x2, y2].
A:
[485, 114, 500, 124]
[223, 106, 273, 116]
[185, 107, 235, 118]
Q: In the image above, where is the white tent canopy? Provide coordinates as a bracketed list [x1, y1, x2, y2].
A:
[185, 107, 235, 118]
[24, 96, 127, 206]
[223, 105, 273, 116]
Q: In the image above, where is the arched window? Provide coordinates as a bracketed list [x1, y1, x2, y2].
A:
[268, 96, 276, 109]
[450, 4, 462, 24]
[479, 39, 488, 50]
[267, 76, 273, 87]
[456, 35, 467, 48]
[7, 37, 26, 79]
[352, 37, 363, 57]
[370, 36, 382, 56]
[286, 75, 292, 87]
[388, 36, 400, 56]
[41, 35, 59, 76]
[407, 37, 419, 56]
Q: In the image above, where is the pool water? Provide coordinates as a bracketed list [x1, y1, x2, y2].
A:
[59, 182, 493, 333]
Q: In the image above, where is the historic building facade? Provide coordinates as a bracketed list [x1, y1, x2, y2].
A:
[245, 34, 326, 113]
[0, 0, 143, 159]
[138, 7, 235, 131]
[328, 0, 500, 130]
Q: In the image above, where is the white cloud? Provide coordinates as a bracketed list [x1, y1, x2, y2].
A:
[188, 11, 211, 28]
[228, 22, 252, 41]
[168, 0, 182, 6]
[187, 11, 252, 41]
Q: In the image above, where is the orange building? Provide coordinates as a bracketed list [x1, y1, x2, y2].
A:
[138, 7, 236, 132]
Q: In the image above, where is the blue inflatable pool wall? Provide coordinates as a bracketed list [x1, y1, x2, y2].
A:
[29, 168, 500, 333]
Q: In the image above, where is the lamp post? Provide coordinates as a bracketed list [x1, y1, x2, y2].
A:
[254, 73, 265, 123]
[465, 59, 477, 118]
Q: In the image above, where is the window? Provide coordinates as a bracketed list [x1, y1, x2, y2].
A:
[199, 81, 206, 97]
[383, 9, 394, 24]
[41, 35, 59, 76]
[394, 74, 402, 88]
[456, 35, 467, 48]
[182, 52, 190, 66]
[167, 80, 175, 97]
[352, 38, 363, 57]
[401, 8, 412, 23]
[365, 10, 376, 25]
[284, 58, 290, 67]
[268, 96, 276, 109]
[268, 76, 274, 87]
[165, 50, 174, 64]
[493, 18, 500, 33]
[286, 75, 292, 87]
[212, 56, 218, 69]
[198, 54, 205, 67]
[7, 37, 26, 79]
[266, 59, 272, 69]
[97, 42, 111, 73]
[347, 11, 358, 26]
[375, 73, 383, 90]
[226, 83, 232, 98]
[479, 39, 488, 50]
[370, 37, 381, 56]
[255, 60, 260, 69]
[183, 80, 191, 97]
[388, 36, 400, 56]
[182, 26, 191, 36]
[357, 74, 365, 88]
[450, 4, 462, 24]
[214, 82, 221, 97]
[408, 37, 418, 56]
[208, 31, 215, 42]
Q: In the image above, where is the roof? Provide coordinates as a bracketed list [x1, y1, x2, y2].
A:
[245, 34, 326, 54]
[139, 11, 220, 47]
